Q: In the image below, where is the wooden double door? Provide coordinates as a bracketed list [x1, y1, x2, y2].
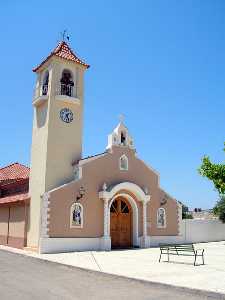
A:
[110, 197, 132, 248]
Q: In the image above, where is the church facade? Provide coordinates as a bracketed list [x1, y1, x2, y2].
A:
[0, 41, 182, 253]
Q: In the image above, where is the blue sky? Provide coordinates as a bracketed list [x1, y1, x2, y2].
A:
[0, 0, 224, 209]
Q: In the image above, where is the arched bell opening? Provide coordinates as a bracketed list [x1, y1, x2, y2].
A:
[42, 70, 49, 96]
[60, 69, 74, 97]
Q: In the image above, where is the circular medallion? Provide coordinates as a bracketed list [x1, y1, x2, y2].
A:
[60, 108, 73, 123]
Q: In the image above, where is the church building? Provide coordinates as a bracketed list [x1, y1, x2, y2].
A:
[0, 41, 182, 253]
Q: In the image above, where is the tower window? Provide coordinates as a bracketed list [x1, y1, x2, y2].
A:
[60, 69, 74, 97]
[42, 71, 49, 96]
[70, 203, 83, 228]
[119, 155, 128, 171]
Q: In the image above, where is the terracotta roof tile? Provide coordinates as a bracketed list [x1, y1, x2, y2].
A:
[0, 192, 30, 205]
[0, 163, 30, 182]
[33, 41, 90, 72]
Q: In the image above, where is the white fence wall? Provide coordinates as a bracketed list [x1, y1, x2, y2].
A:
[181, 219, 225, 243]
[150, 219, 225, 246]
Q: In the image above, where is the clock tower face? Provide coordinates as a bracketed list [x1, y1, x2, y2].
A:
[60, 108, 73, 123]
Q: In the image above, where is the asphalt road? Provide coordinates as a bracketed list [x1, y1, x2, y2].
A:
[0, 250, 223, 300]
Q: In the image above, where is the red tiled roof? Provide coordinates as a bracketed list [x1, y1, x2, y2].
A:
[0, 163, 30, 182]
[0, 192, 30, 205]
[33, 41, 90, 72]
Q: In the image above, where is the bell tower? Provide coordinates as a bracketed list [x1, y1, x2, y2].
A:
[27, 41, 89, 248]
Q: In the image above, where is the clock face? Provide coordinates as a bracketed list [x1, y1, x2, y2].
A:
[60, 108, 73, 123]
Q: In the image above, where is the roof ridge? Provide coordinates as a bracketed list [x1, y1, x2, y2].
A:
[0, 162, 29, 171]
[33, 40, 90, 72]
[0, 162, 19, 171]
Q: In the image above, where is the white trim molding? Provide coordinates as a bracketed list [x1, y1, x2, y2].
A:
[99, 181, 151, 203]
[109, 193, 139, 247]
[106, 122, 135, 150]
[40, 192, 50, 238]
[99, 181, 151, 249]
[39, 237, 110, 253]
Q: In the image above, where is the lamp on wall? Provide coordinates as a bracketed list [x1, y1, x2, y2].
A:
[76, 186, 85, 202]
[160, 194, 168, 206]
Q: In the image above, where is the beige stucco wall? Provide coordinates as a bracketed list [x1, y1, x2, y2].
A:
[0, 203, 28, 248]
[0, 206, 9, 244]
[47, 146, 179, 238]
[28, 57, 87, 248]
[8, 205, 26, 238]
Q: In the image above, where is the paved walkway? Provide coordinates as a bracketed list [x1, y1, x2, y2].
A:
[0, 250, 221, 300]
[1, 241, 225, 295]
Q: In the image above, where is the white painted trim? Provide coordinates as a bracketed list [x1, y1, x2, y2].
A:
[106, 122, 135, 150]
[40, 192, 50, 238]
[99, 181, 150, 203]
[70, 203, 83, 228]
[157, 207, 167, 229]
[103, 198, 109, 237]
[108, 193, 139, 247]
[39, 237, 111, 253]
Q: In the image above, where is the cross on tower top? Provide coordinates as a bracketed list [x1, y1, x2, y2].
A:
[60, 29, 70, 42]
[118, 114, 125, 123]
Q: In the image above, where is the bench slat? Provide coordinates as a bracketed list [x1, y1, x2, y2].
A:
[159, 243, 205, 266]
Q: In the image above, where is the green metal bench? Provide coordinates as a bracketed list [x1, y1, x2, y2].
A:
[159, 243, 205, 266]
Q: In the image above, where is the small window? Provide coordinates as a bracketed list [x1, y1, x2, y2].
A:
[70, 203, 83, 228]
[119, 155, 128, 171]
[157, 208, 166, 228]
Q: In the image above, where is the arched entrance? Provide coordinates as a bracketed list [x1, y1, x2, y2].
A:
[110, 196, 132, 248]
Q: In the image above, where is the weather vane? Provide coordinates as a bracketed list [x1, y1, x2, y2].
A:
[119, 114, 125, 123]
[60, 29, 70, 42]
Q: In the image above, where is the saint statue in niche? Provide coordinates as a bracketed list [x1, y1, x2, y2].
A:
[158, 208, 165, 227]
[72, 204, 82, 226]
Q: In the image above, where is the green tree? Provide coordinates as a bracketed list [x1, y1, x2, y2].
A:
[213, 195, 225, 223]
[182, 204, 193, 219]
[198, 142, 225, 222]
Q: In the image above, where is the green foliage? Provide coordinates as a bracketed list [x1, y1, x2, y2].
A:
[198, 142, 225, 223]
[198, 142, 225, 195]
[213, 195, 225, 223]
[183, 213, 193, 219]
[182, 204, 193, 219]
